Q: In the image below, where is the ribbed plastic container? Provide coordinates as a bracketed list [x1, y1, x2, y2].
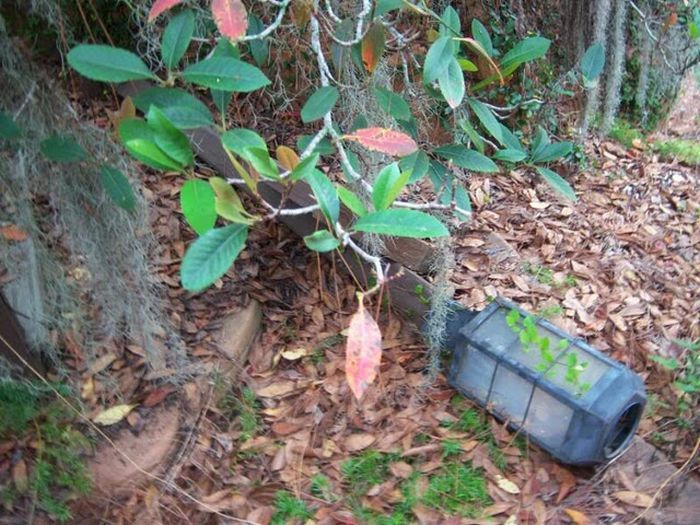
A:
[446, 298, 646, 465]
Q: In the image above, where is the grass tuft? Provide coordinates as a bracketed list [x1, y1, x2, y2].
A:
[652, 139, 700, 166]
[271, 491, 312, 525]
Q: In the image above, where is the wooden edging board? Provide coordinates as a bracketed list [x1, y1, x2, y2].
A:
[117, 81, 435, 322]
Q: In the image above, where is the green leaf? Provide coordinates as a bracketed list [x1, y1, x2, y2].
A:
[245, 147, 279, 179]
[40, 134, 88, 163]
[459, 118, 485, 154]
[181, 179, 217, 235]
[468, 99, 503, 144]
[303, 230, 340, 252]
[221, 128, 267, 157]
[535, 166, 577, 201]
[296, 134, 335, 156]
[434, 145, 498, 172]
[690, 22, 700, 40]
[500, 37, 550, 69]
[247, 14, 269, 66]
[373, 87, 412, 121]
[457, 58, 478, 71]
[454, 185, 471, 220]
[399, 150, 430, 184]
[531, 141, 573, 164]
[290, 152, 319, 182]
[337, 186, 368, 217]
[133, 87, 214, 129]
[306, 169, 339, 224]
[182, 57, 270, 92]
[438, 57, 465, 109]
[423, 36, 455, 83]
[471, 19, 495, 57]
[210, 38, 240, 115]
[375, 0, 404, 17]
[67, 44, 155, 82]
[162, 9, 194, 70]
[493, 148, 527, 162]
[580, 42, 605, 83]
[354, 209, 448, 238]
[99, 165, 136, 211]
[341, 149, 361, 182]
[0, 111, 21, 140]
[181, 224, 248, 291]
[210, 177, 255, 225]
[118, 118, 182, 171]
[499, 124, 525, 152]
[146, 106, 193, 167]
[650, 355, 680, 371]
[372, 162, 409, 210]
[529, 127, 550, 160]
[439, 6, 461, 38]
[301, 86, 339, 123]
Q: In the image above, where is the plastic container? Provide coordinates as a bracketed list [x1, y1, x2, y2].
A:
[446, 298, 646, 465]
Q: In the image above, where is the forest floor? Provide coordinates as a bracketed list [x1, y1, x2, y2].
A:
[65, 78, 698, 524]
[3, 73, 697, 524]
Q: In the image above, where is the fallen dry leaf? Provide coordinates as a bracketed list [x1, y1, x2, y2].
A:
[344, 433, 376, 452]
[93, 404, 137, 426]
[280, 347, 308, 360]
[613, 490, 654, 507]
[255, 380, 297, 398]
[12, 459, 28, 493]
[563, 508, 592, 525]
[0, 225, 28, 241]
[495, 474, 520, 495]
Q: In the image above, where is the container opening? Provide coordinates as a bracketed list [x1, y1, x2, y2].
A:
[604, 403, 642, 459]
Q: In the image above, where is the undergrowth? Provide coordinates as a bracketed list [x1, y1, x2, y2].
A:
[652, 139, 700, 166]
[218, 386, 261, 441]
[271, 491, 312, 525]
[0, 378, 90, 522]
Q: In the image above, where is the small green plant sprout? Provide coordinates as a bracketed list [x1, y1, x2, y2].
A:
[309, 474, 337, 503]
[506, 309, 591, 395]
[651, 338, 700, 427]
[414, 284, 431, 305]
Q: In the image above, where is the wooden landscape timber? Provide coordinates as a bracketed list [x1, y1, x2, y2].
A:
[118, 81, 437, 324]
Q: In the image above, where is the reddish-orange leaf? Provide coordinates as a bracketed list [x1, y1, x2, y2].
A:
[212, 0, 248, 41]
[344, 127, 418, 157]
[361, 23, 386, 73]
[346, 300, 382, 400]
[0, 225, 28, 241]
[148, 0, 184, 21]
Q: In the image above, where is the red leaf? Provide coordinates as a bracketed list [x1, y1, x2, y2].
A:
[148, 0, 184, 21]
[142, 387, 174, 407]
[212, 0, 248, 41]
[344, 127, 418, 157]
[361, 23, 385, 73]
[0, 225, 28, 241]
[345, 301, 382, 400]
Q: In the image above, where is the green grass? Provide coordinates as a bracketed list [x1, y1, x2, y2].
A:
[218, 387, 261, 441]
[609, 119, 645, 149]
[271, 491, 313, 525]
[341, 450, 401, 494]
[422, 463, 491, 517]
[309, 474, 337, 503]
[652, 139, 700, 166]
[0, 378, 91, 522]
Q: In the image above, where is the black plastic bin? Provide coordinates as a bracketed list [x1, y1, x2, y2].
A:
[446, 298, 646, 465]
